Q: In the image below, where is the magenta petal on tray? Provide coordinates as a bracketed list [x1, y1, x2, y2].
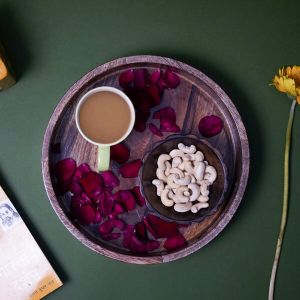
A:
[109, 202, 125, 219]
[93, 211, 103, 224]
[131, 186, 146, 207]
[101, 170, 120, 189]
[198, 115, 224, 137]
[70, 197, 96, 226]
[80, 171, 103, 198]
[164, 235, 186, 251]
[119, 159, 142, 178]
[153, 107, 176, 122]
[119, 69, 134, 88]
[54, 158, 76, 182]
[98, 219, 125, 236]
[157, 77, 167, 93]
[134, 221, 148, 241]
[134, 69, 146, 90]
[111, 143, 130, 164]
[115, 190, 136, 211]
[136, 100, 151, 121]
[144, 85, 161, 107]
[98, 191, 114, 217]
[160, 119, 180, 133]
[102, 232, 122, 241]
[69, 179, 82, 195]
[74, 163, 91, 179]
[149, 69, 161, 84]
[149, 123, 163, 137]
[163, 69, 180, 88]
[143, 214, 179, 238]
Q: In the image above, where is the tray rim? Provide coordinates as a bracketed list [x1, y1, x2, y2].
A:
[41, 55, 250, 264]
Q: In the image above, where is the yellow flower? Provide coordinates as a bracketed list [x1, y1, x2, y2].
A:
[272, 66, 300, 104]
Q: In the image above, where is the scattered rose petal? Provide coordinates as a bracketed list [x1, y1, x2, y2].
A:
[149, 123, 163, 137]
[143, 214, 179, 238]
[149, 69, 161, 84]
[198, 115, 224, 137]
[157, 77, 167, 93]
[163, 69, 180, 88]
[111, 143, 130, 164]
[134, 69, 146, 90]
[70, 196, 96, 226]
[131, 186, 146, 206]
[80, 171, 103, 198]
[134, 117, 147, 132]
[97, 191, 113, 217]
[119, 160, 142, 178]
[119, 69, 134, 88]
[160, 119, 180, 133]
[144, 85, 161, 107]
[74, 163, 92, 180]
[102, 232, 121, 240]
[69, 179, 82, 195]
[98, 219, 125, 236]
[54, 158, 76, 182]
[115, 190, 136, 211]
[109, 202, 125, 218]
[146, 240, 160, 251]
[135, 221, 147, 241]
[93, 211, 103, 223]
[153, 107, 176, 122]
[164, 235, 186, 251]
[101, 171, 120, 189]
[136, 100, 151, 121]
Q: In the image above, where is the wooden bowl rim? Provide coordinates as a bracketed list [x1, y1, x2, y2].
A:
[41, 55, 250, 264]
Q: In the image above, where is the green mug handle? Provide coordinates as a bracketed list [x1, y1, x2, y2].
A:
[98, 146, 110, 171]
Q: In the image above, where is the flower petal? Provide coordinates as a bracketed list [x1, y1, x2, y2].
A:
[109, 201, 125, 218]
[111, 143, 130, 164]
[160, 119, 180, 133]
[149, 69, 161, 84]
[74, 163, 92, 180]
[54, 158, 76, 182]
[115, 190, 136, 211]
[164, 235, 186, 251]
[134, 69, 146, 90]
[131, 186, 146, 207]
[101, 170, 120, 189]
[70, 196, 96, 226]
[98, 219, 125, 236]
[144, 85, 161, 107]
[97, 191, 114, 217]
[134, 221, 148, 241]
[102, 232, 122, 240]
[80, 171, 103, 198]
[119, 159, 143, 178]
[198, 115, 224, 137]
[149, 123, 163, 137]
[119, 69, 134, 88]
[143, 214, 179, 238]
[163, 69, 180, 88]
[153, 107, 176, 122]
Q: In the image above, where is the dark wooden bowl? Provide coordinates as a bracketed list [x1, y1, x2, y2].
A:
[42, 55, 249, 264]
[141, 135, 227, 223]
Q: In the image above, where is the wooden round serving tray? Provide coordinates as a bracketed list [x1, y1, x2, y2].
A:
[42, 55, 249, 264]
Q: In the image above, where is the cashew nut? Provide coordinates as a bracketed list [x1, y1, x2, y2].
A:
[191, 202, 209, 213]
[169, 168, 184, 178]
[174, 202, 192, 212]
[185, 172, 196, 183]
[184, 190, 191, 196]
[178, 143, 196, 154]
[152, 179, 164, 196]
[188, 183, 201, 202]
[184, 161, 194, 174]
[200, 183, 210, 197]
[157, 154, 171, 170]
[194, 162, 205, 181]
[175, 187, 190, 203]
[173, 174, 191, 186]
[167, 174, 180, 189]
[164, 161, 171, 176]
[169, 149, 185, 158]
[156, 168, 168, 182]
[204, 165, 217, 184]
[197, 195, 209, 203]
[191, 151, 204, 162]
[178, 162, 186, 171]
[172, 156, 182, 168]
[160, 188, 174, 207]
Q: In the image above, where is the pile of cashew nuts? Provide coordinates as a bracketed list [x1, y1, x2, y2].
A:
[152, 143, 217, 213]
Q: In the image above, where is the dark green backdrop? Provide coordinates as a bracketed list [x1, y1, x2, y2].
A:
[0, 1, 299, 299]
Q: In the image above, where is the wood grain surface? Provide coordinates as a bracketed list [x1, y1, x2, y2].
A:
[41, 55, 249, 264]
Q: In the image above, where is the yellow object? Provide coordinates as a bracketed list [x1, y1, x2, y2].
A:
[272, 65, 300, 104]
[0, 42, 16, 90]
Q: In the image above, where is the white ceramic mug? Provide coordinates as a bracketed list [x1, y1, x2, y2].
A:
[75, 86, 135, 171]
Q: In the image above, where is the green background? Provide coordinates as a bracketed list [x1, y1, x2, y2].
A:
[0, 0, 299, 299]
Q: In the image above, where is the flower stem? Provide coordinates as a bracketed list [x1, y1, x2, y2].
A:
[268, 99, 296, 300]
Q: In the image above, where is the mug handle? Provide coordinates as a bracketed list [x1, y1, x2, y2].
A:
[98, 146, 110, 171]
